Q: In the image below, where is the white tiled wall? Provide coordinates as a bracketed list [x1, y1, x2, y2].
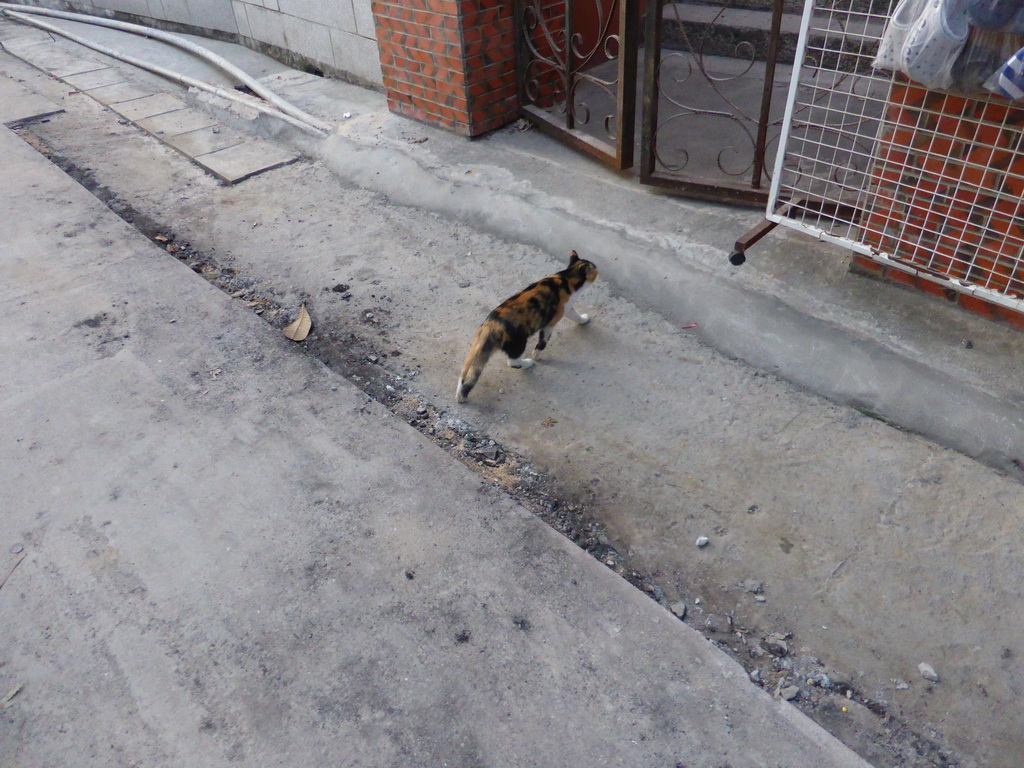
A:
[40, 0, 382, 85]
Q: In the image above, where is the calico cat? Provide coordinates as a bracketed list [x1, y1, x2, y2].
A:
[456, 250, 598, 402]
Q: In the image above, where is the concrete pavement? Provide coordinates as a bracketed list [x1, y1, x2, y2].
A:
[8, 11, 1024, 765]
[0, 80, 874, 768]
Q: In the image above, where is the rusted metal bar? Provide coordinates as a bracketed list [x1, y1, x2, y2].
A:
[639, 0, 663, 183]
[615, 0, 639, 168]
[521, 104, 624, 164]
[751, 0, 785, 189]
[565, 0, 576, 130]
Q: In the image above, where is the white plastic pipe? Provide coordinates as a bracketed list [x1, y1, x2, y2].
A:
[0, 3, 333, 134]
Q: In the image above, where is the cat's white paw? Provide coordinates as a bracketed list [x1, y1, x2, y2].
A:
[508, 357, 535, 369]
[521, 358, 535, 368]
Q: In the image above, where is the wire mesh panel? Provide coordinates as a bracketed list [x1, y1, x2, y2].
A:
[768, 0, 1024, 309]
[768, 0, 895, 238]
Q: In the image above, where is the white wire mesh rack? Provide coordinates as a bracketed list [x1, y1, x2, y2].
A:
[767, 0, 1024, 310]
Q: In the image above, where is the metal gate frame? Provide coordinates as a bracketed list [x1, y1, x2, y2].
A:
[514, 0, 796, 201]
[639, 0, 788, 204]
[765, 0, 888, 250]
[514, 0, 639, 169]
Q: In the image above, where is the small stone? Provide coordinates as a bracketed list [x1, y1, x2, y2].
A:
[749, 668, 762, 682]
[669, 601, 687, 619]
[740, 579, 763, 594]
[696, 536, 710, 548]
[964, 339, 974, 349]
[894, 678, 910, 690]
[9, 544, 24, 555]
[918, 662, 940, 682]
[781, 685, 800, 701]
[754, 595, 767, 602]
[764, 633, 790, 657]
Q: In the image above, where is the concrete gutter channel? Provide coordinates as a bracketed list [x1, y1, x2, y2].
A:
[3, 13, 1024, 767]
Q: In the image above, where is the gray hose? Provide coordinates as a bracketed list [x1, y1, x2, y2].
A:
[0, 3, 333, 134]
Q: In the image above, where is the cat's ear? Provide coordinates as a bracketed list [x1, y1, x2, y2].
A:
[569, 250, 580, 265]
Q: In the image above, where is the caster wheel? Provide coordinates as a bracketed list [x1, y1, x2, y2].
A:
[729, 250, 746, 266]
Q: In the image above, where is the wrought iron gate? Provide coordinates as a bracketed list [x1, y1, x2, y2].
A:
[515, 0, 796, 204]
[514, 0, 639, 169]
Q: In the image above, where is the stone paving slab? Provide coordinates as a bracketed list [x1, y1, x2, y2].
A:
[10, 39, 101, 78]
[85, 80, 153, 105]
[1, 21, 299, 185]
[163, 124, 244, 156]
[63, 64, 125, 90]
[0, 71, 62, 125]
[107, 91, 186, 121]
[195, 139, 299, 184]
[135, 106, 217, 138]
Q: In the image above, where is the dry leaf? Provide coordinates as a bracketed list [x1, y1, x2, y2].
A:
[283, 304, 312, 342]
[541, 417, 558, 427]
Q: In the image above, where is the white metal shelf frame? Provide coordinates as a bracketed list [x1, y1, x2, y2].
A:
[767, 0, 1024, 311]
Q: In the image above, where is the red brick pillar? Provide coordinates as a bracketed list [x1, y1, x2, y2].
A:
[372, 0, 518, 137]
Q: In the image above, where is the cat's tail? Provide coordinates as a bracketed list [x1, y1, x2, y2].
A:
[457, 320, 500, 402]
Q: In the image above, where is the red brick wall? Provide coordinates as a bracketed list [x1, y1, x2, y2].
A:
[860, 79, 1024, 328]
[372, 0, 518, 136]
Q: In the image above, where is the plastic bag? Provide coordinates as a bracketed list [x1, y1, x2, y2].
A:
[951, 26, 1024, 90]
[903, 0, 971, 88]
[873, 0, 970, 89]
[967, 0, 1024, 30]
[983, 44, 1024, 97]
[874, 0, 930, 71]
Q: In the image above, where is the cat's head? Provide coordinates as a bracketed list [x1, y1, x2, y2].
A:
[569, 250, 598, 283]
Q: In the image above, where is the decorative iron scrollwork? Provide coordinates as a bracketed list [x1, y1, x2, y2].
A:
[517, 0, 638, 168]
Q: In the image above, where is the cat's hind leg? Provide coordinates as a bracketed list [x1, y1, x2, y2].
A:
[535, 324, 556, 354]
[503, 330, 534, 368]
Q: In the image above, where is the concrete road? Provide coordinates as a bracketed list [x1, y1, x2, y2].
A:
[4, 15, 1024, 766]
[0, 58, 873, 768]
